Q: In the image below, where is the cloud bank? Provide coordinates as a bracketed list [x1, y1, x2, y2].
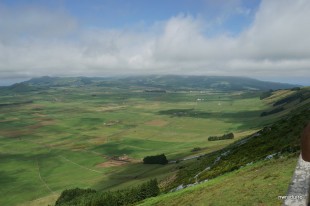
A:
[0, 0, 309, 85]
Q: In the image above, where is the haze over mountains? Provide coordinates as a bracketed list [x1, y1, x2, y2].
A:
[4, 75, 300, 92]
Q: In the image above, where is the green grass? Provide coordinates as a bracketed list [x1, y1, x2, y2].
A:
[0, 86, 306, 206]
[138, 156, 298, 206]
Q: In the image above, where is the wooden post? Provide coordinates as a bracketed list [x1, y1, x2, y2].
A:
[301, 123, 310, 162]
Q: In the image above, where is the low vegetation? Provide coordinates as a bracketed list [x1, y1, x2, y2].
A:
[55, 179, 159, 206]
[143, 154, 168, 165]
[208, 133, 234, 141]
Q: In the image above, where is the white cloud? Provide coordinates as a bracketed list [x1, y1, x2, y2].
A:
[0, 5, 77, 40]
[0, 0, 310, 84]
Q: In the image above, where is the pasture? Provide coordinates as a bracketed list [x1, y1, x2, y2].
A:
[0, 87, 272, 205]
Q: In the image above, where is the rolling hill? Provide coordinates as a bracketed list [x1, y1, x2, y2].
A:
[8, 75, 298, 92]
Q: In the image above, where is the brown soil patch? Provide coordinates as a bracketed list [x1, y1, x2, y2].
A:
[145, 119, 168, 127]
[96, 156, 140, 168]
[96, 160, 129, 168]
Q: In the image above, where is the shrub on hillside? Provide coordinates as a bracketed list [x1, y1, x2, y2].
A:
[143, 154, 168, 165]
[55, 179, 160, 206]
[208, 133, 234, 141]
[55, 188, 96, 206]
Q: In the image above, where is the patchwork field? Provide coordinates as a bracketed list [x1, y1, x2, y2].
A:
[0, 86, 292, 206]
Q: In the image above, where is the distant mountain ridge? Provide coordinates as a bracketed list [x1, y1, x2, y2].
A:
[8, 75, 299, 92]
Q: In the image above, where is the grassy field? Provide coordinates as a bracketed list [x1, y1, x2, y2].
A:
[0, 86, 299, 206]
[139, 156, 298, 206]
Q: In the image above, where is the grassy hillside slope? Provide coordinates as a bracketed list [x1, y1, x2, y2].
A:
[139, 156, 297, 206]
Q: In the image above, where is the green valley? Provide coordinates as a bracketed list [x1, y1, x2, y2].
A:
[0, 76, 308, 206]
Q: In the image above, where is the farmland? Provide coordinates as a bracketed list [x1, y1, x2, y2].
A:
[0, 76, 306, 206]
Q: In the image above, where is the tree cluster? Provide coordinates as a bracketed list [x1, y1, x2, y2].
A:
[208, 133, 234, 141]
[55, 179, 160, 206]
[143, 154, 168, 165]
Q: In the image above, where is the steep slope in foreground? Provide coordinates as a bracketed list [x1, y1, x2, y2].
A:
[139, 157, 297, 206]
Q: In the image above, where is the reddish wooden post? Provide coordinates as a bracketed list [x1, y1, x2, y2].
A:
[301, 123, 310, 162]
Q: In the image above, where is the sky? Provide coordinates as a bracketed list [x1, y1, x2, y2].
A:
[0, 0, 309, 85]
